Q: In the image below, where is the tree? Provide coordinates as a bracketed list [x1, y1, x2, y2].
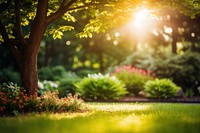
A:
[0, 0, 199, 97]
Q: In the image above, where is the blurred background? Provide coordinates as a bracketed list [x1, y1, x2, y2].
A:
[1, 8, 200, 98]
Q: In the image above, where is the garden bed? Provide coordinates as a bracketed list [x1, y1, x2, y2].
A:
[86, 96, 200, 103]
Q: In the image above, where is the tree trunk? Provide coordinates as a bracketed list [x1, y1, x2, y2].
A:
[20, 51, 38, 96]
[171, 26, 177, 54]
[20, 23, 46, 96]
[20, 0, 48, 96]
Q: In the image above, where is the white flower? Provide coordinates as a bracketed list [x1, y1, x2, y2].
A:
[197, 87, 200, 93]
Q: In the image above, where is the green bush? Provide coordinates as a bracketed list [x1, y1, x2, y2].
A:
[150, 52, 200, 95]
[145, 78, 181, 99]
[59, 77, 81, 97]
[0, 69, 20, 84]
[75, 73, 127, 100]
[113, 65, 152, 96]
[38, 66, 70, 81]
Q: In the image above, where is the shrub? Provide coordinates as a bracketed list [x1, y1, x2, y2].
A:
[38, 66, 71, 81]
[0, 69, 20, 84]
[0, 82, 86, 116]
[75, 73, 127, 100]
[38, 80, 60, 96]
[150, 52, 200, 95]
[144, 78, 181, 99]
[118, 48, 200, 96]
[113, 65, 152, 96]
[59, 77, 81, 97]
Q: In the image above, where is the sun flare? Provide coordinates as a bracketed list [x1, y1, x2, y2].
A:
[133, 8, 151, 28]
[127, 7, 157, 39]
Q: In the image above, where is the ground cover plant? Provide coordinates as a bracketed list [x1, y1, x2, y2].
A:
[0, 103, 200, 133]
[0, 82, 86, 116]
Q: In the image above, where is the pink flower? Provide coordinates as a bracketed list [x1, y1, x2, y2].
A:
[115, 68, 121, 73]
[147, 70, 151, 75]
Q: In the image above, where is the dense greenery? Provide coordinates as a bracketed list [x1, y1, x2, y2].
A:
[151, 52, 200, 94]
[75, 73, 127, 100]
[58, 77, 81, 97]
[0, 103, 200, 133]
[38, 66, 81, 97]
[120, 47, 200, 96]
[0, 69, 20, 84]
[145, 78, 181, 99]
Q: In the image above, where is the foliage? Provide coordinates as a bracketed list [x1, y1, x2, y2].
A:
[118, 48, 154, 70]
[0, 82, 86, 116]
[38, 66, 71, 81]
[120, 46, 200, 96]
[145, 78, 181, 99]
[75, 73, 127, 100]
[185, 89, 194, 98]
[112, 65, 152, 96]
[1, 0, 200, 96]
[0, 69, 20, 84]
[76, 69, 99, 78]
[38, 66, 83, 97]
[150, 51, 200, 95]
[0, 0, 200, 43]
[59, 76, 81, 97]
[38, 80, 59, 96]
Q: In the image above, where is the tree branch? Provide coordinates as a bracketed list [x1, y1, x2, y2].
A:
[60, 0, 68, 8]
[46, 0, 107, 24]
[34, 0, 48, 22]
[0, 21, 21, 61]
[46, 0, 78, 24]
[14, 0, 26, 45]
[173, 0, 199, 13]
[29, 0, 48, 43]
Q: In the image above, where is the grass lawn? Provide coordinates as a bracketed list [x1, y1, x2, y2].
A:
[0, 103, 200, 133]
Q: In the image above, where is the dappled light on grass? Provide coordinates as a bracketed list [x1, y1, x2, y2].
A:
[0, 103, 200, 133]
[88, 102, 150, 112]
[47, 112, 93, 120]
[87, 103, 154, 132]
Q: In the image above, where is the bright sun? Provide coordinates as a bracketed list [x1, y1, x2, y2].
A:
[127, 7, 157, 39]
[133, 8, 151, 28]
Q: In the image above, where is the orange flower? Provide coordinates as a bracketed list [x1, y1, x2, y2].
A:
[19, 99, 23, 104]
[16, 97, 20, 100]
[12, 100, 17, 104]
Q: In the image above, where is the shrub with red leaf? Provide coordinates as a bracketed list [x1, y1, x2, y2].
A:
[112, 65, 153, 96]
